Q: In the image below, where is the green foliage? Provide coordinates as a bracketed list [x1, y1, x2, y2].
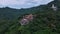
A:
[0, 0, 60, 34]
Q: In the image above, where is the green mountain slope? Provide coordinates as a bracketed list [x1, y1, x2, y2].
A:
[0, 0, 60, 34]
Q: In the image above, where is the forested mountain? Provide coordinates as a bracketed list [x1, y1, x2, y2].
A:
[0, 0, 60, 34]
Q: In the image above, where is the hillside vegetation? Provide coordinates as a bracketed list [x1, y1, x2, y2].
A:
[0, 0, 60, 34]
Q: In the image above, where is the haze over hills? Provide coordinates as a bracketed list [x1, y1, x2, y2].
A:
[0, 0, 60, 34]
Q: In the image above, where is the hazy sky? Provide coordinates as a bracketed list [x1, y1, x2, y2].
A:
[0, 0, 53, 9]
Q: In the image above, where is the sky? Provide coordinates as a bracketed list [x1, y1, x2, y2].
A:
[0, 0, 53, 9]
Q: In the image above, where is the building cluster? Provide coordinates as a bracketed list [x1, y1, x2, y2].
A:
[19, 14, 33, 25]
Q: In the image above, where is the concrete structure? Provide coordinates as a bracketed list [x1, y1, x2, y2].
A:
[19, 14, 34, 25]
[51, 4, 57, 11]
[20, 18, 29, 25]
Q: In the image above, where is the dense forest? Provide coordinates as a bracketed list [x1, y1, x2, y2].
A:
[0, 0, 60, 34]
